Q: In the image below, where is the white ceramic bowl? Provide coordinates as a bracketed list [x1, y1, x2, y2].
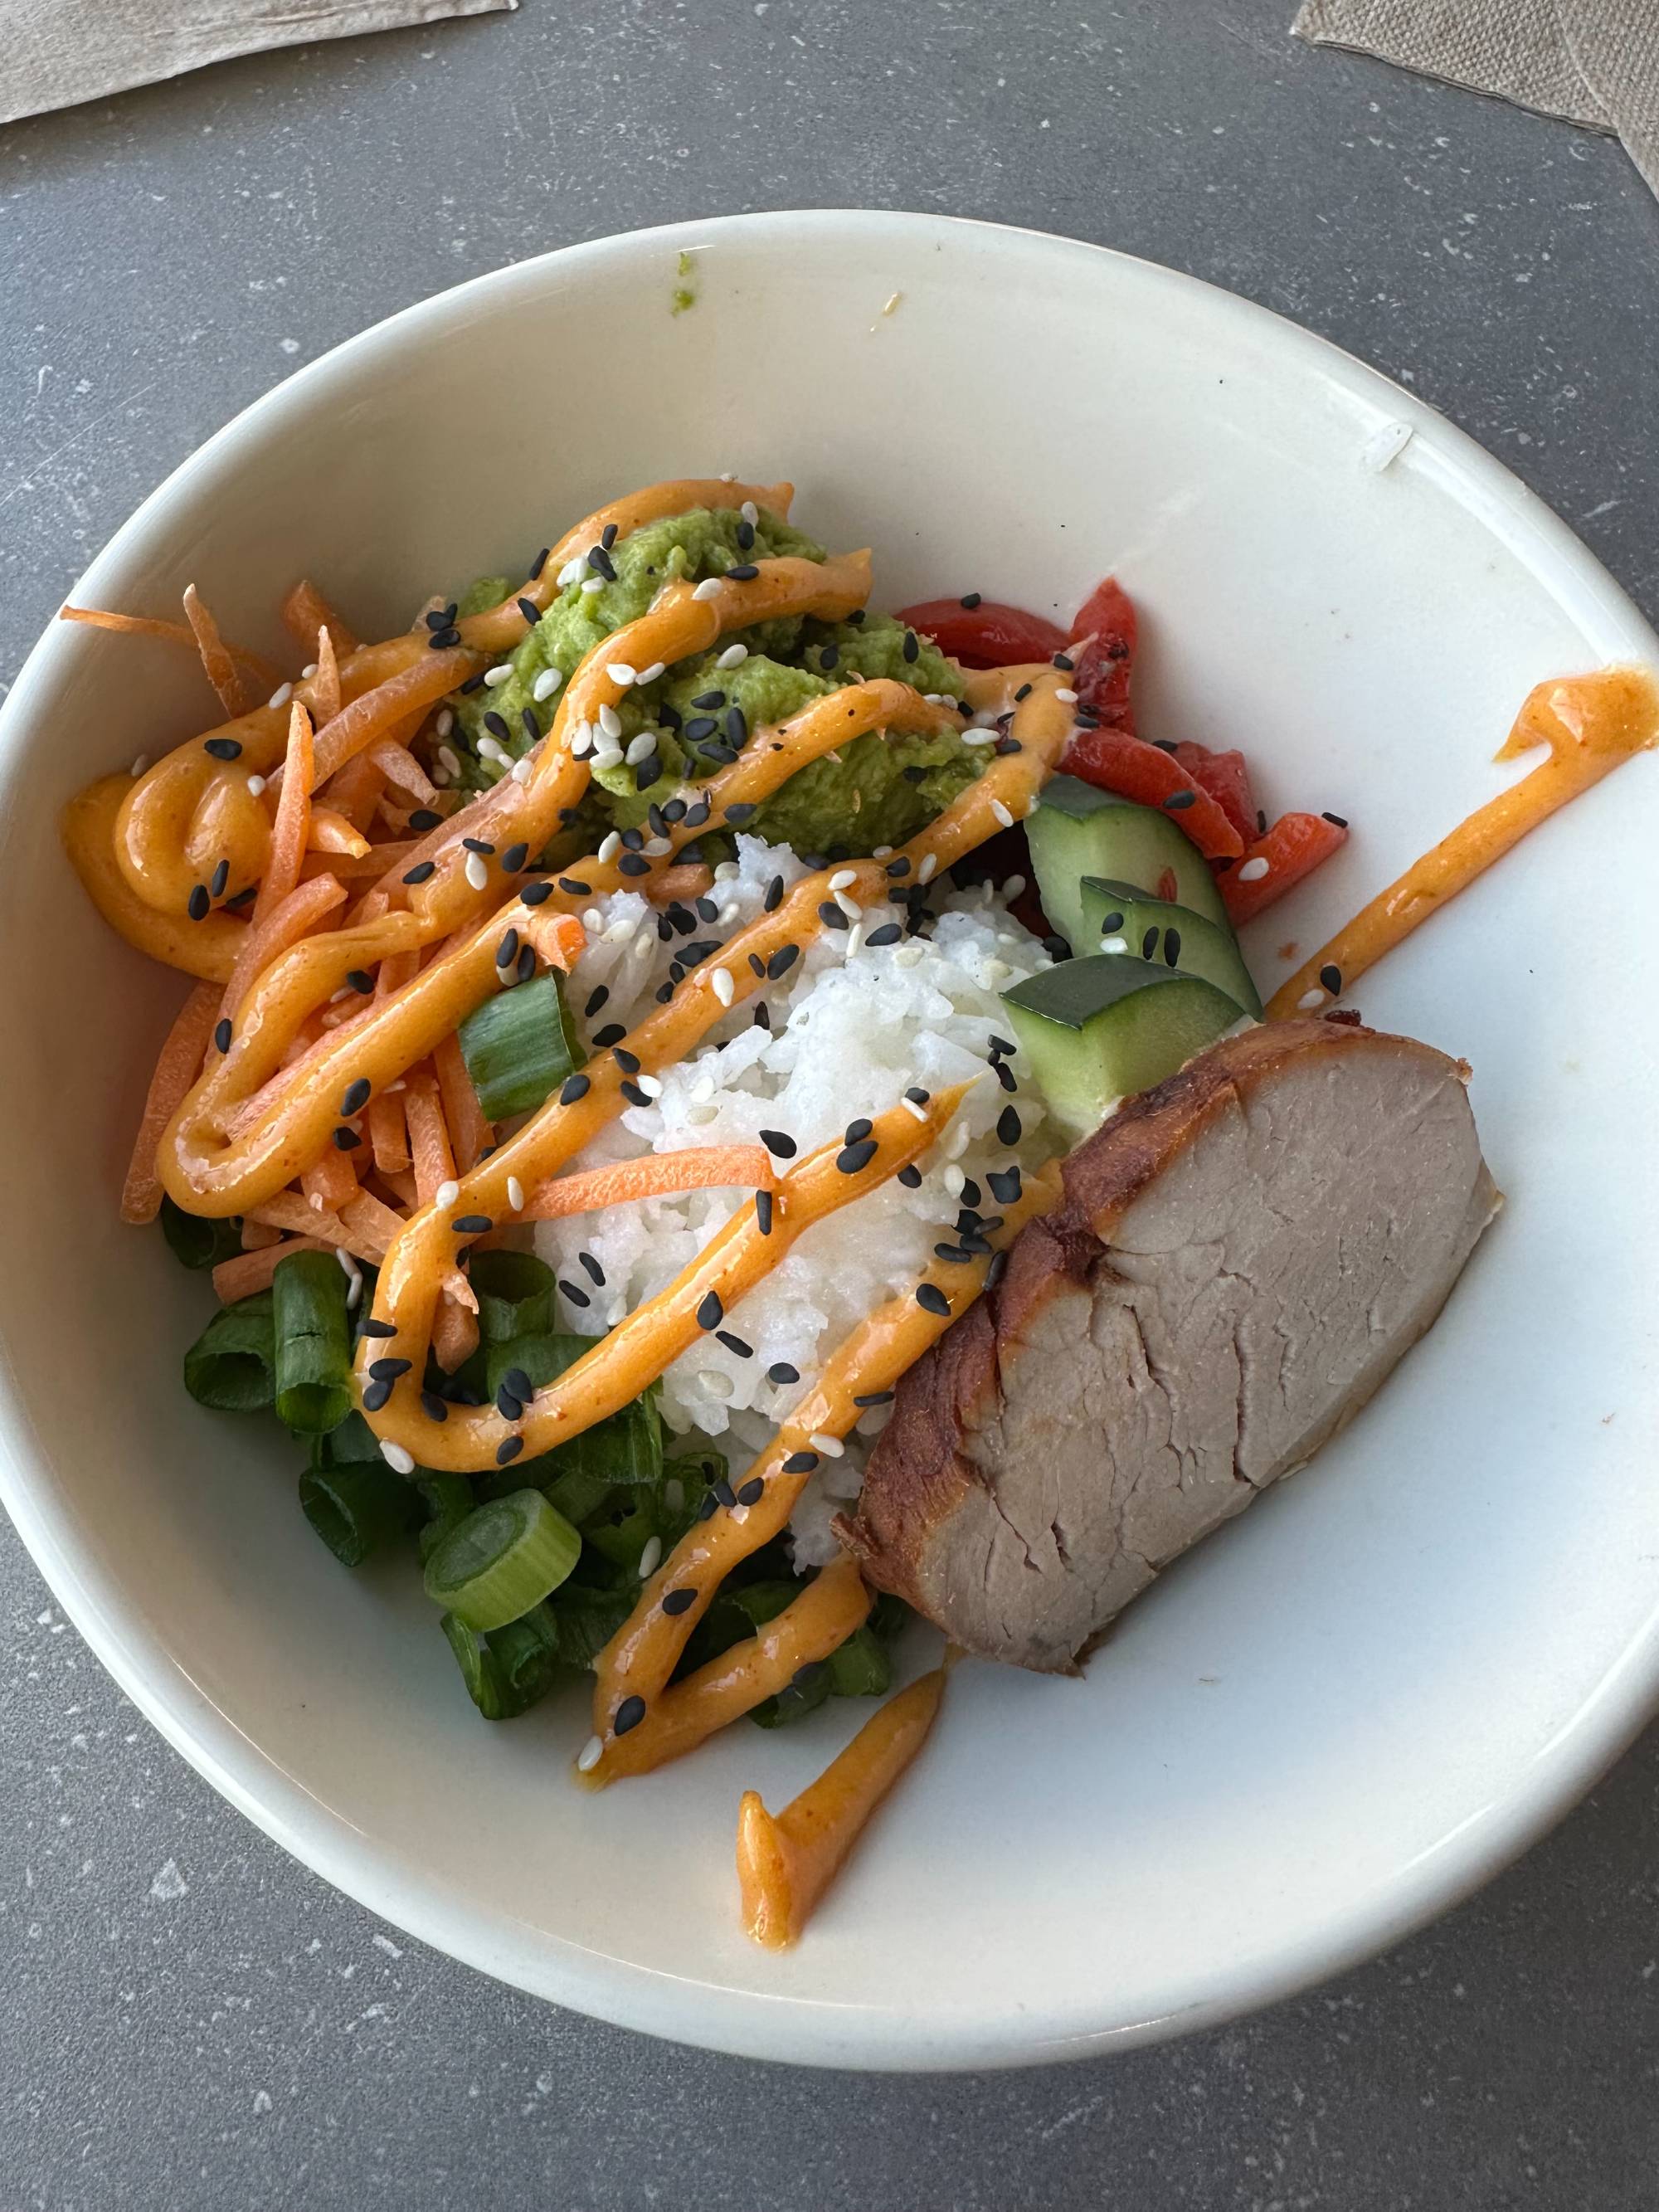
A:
[3, 211, 1657, 2072]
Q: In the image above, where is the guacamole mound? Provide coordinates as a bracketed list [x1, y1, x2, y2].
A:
[439, 504, 980, 863]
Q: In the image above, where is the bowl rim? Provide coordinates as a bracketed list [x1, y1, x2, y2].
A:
[3, 206, 1657, 2072]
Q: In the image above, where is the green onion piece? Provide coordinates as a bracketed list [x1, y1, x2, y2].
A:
[309, 1411, 387, 1471]
[826, 1624, 891, 1699]
[158, 1196, 243, 1272]
[484, 1328, 585, 1403]
[299, 1461, 422, 1567]
[182, 1290, 276, 1413]
[469, 1250, 557, 1347]
[750, 1665, 834, 1729]
[272, 1249, 356, 1434]
[440, 1612, 513, 1720]
[487, 1601, 566, 1711]
[416, 1472, 474, 1563]
[457, 970, 586, 1122]
[547, 1583, 635, 1672]
[423, 1488, 581, 1632]
[679, 1577, 800, 1676]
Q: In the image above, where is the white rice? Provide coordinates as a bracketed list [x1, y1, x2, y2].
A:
[533, 838, 1056, 1564]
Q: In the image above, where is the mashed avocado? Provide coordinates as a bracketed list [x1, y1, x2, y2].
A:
[440, 504, 979, 861]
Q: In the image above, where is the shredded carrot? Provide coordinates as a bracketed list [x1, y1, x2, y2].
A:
[247, 1192, 349, 1245]
[303, 840, 418, 882]
[120, 981, 221, 1225]
[368, 739, 437, 805]
[432, 1294, 479, 1373]
[518, 908, 587, 972]
[522, 1147, 776, 1221]
[240, 1218, 284, 1250]
[309, 650, 477, 785]
[60, 604, 279, 691]
[376, 1166, 419, 1210]
[212, 1234, 333, 1303]
[312, 625, 343, 726]
[306, 806, 372, 859]
[281, 579, 359, 660]
[404, 1075, 455, 1204]
[301, 1138, 359, 1215]
[182, 584, 253, 719]
[341, 1186, 406, 1259]
[367, 1089, 411, 1175]
[255, 700, 316, 923]
[320, 751, 385, 833]
[218, 871, 346, 1026]
[648, 863, 716, 907]
[433, 1031, 490, 1173]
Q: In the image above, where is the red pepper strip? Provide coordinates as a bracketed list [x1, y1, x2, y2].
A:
[1069, 576, 1137, 733]
[1063, 728, 1244, 860]
[1219, 811, 1350, 926]
[896, 598, 1070, 670]
[1171, 742, 1258, 844]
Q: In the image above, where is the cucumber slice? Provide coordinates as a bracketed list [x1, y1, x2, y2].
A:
[1026, 774, 1229, 948]
[1001, 954, 1245, 1138]
[1080, 877, 1263, 1019]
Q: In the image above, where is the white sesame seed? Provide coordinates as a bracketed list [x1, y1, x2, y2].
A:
[577, 1735, 604, 1773]
[740, 499, 759, 526]
[267, 683, 293, 710]
[644, 836, 671, 857]
[719, 470, 737, 483]
[1054, 686, 1078, 704]
[246, 774, 266, 798]
[961, 727, 996, 746]
[301, 663, 319, 680]
[638, 1535, 663, 1579]
[629, 930, 653, 961]
[692, 577, 723, 602]
[711, 966, 735, 1006]
[873, 845, 893, 859]
[902, 1095, 929, 1122]
[571, 727, 593, 760]
[532, 666, 563, 703]
[558, 556, 586, 587]
[692, 1072, 717, 1103]
[597, 830, 621, 864]
[638, 661, 666, 684]
[328, 984, 353, 1004]
[827, 869, 858, 891]
[1005, 875, 1026, 898]
[477, 738, 508, 765]
[381, 1441, 415, 1475]
[716, 642, 749, 670]
[511, 758, 533, 785]
[1298, 987, 1327, 1011]
[730, 1503, 750, 1526]
[465, 852, 489, 891]
[808, 1432, 844, 1458]
[635, 1073, 664, 1098]
[507, 1176, 525, 1211]
[603, 918, 636, 948]
[583, 908, 604, 933]
[944, 1164, 966, 1198]
[946, 1120, 970, 1159]
[917, 853, 938, 884]
[687, 1101, 719, 1126]
[990, 799, 1014, 830]
[385, 1080, 405, 1094]
[435, 1178, 460, 1209]
[1238, 856, 1271, 882]
[438, 745, 461, 778]
[1101, 935, 1130, 954]
[606, 663, 638, 686]
[846, 924, 864, 957]
[924, 692, 947, 706]
[581, 577, 605, 595]
[435, 707, 455, 736]
[894, 943, 925, 967]
[834, 890, 861, 919]
[129, 753, 151, 778]
[716, 901, 740, 924]
[598, 704, 622, 741]
[698, 1369, 734, 1399]
[484, 663, 513, 687]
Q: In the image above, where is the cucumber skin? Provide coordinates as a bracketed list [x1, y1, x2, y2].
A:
[1028, 775, 1230, 938]
[1079, 876, 1263, 1020]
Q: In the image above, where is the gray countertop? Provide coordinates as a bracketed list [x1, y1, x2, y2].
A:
[5, 4, 1659, 2205]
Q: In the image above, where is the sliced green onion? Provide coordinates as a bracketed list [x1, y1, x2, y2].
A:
[440, 1612, 513, 1720]
[556, 1387, 662, 1491]
[423, 1488, 581, 1632]
[484, 1328, 584, 1403]
[541, 1463, 619, 1529]
[679, 1577, 799, 1677]
[182, 1290, 276, 1413]
[826, 1624, 891, 1699]
[416, 1471, 474, 1563]
[547, 1582, 635, 1672]
[299, 1461, 422, 1567]
[309, 1411, 387, 1471]
[487, 1601, 565, 1710]
[272, 1249, 355, 1434]
[469, 1250, 557, 1347]
[457, 970, 586, 1122]
[158, 1196, 243, 1272]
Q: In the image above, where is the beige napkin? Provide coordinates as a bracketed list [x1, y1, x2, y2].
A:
[1294, 0, 1659, 196]
[2, 0, 515, 127]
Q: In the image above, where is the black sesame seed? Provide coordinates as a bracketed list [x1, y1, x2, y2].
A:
[654, 982, 675, 1003]
[612, 1693, 647, 1737]
[766, 1360, 800, 1385]
[421, 1391, 450, 1422]
[904, 1086, 931, 1105]
[713, 1479, 737, 1508]
[736, 519, 756, 551]
[782, 1451, 820, 1474]
[515, 595, 540, 627]
[691, 689, 725, 710]
[960, 591, 983, 609]
[934, 1242, 972, 1264]
[204, 737, 242, 761]
[684, 801, 711, 828]
[458, 670, 485, 692]
[995, 1060, 1018, 1093]
[584, 985, 609, 1018]
[559, 1074, 590, 1104]
[665, 904, 697, 935]
[500, 1367, 533, 1403]
[579, 1251, 605, 1285]
[611, 1046, 640, 1073]
[346, 968, 374, 994]
[725, 705, 748, 747]
[483, 709, 510, 742]
[361, 1379, 392, 1413]
[846, 608, 866, 626]
[897, 1163, 923, 1189]
[516, 944, 536, 985]
[916, 1284, 951, 1317]
[426, 604, 459, 631]
[617, 853, 650, 876]
[452, 1214, 493, 1235]
[600, 521, 619, 551]
[759, 1129, 796, 1160]
[987, 1165, 1022, 1204]
[844, 1117, 873, 1143]
[726, 563, 760, 581]
[1052, 651, 1075, 671]
[737, 1476, 765, 1506]
[207, 858, 231, 904]
[333, 1120, 359, 1150]
[360, 1318, 396, 1338]
[697, 1492, 719, 1521]
[864, 923, 902, 948]
[818, 901, 849, 931]
[591, 1024, 625, 1048]
[522, 879, 552, 906]
[853, 1390, 894, 1407]
[961, 1177, 982, 1207]
[528, 548, 550, 580]
[985, 1250, 1010, 1294]
[1164, 928, 1183, 968]
[1320, 964, 1343, 995]
[408, 808, 443, 832]
[755, 1188, 774, 1236]
[502, 841, 529, 873]
[716, 1330, 753, 1358]
[341, 1077, 372, 1116]
[725, 801, 756, 825]
[496, 1437, 524, 1467]
[997, 1104, 1022, 1146]
[988, 1034, 1015, 1058]
[1322, 811, 1349, 828]
[558, 1279, 591, 1308]
[762, 875, 786, 914]
[634, 755, 662, 792]
[901, 765, 928, 785]
[403, 861, 436, 885]
[187, 884, 210, 921]
[995, 736, 1024, 757]
[662, 797, 687, 824]
[1162, 791, 1197, 812]
[1043, 935, 1070, 962]
[902, 631, 919, 663]
[496, 928, 520, 970]
[462, 836, 496, 855]
[752, 1001, 771, 1031]
[558, 878, 591, 898]
[766, 944, 799, 981]
[620, 1079, 649, 1107]
[587, 544, 617, 582]
[836, 1138, 878, 1174]
[662, 1587, 696, 1616]
[495, 1386, 524, 1422]
[430, 626, 462, 651]
[684, 717, 717, 743]
[213, 1016, 232, 1053]
[695, 1290, 723, 1330]
[367, 1357, 414, 1383]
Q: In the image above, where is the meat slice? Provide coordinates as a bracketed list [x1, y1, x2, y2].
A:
[840, 1018, 1499, 1673]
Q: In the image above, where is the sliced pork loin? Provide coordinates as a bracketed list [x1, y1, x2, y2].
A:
[839, 1018, 1499, 1673]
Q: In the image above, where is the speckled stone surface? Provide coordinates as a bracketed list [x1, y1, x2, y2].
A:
[4, 4, 1659, 2205]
